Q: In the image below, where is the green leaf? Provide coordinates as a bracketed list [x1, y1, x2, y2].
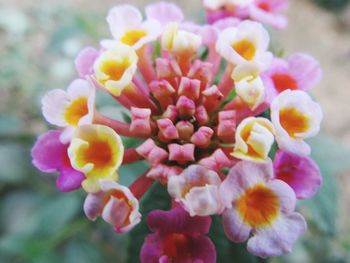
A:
[64, 239, 104, 263]
[209, 215, 267, 263]
[127, 183, 171, 263]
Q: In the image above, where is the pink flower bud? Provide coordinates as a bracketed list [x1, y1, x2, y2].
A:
[130, 107, 152, 136]
[146, 164, 183, 184]
[202, 85, 224, 112]
[178, 77, 201, 100]
[155, 58, 182, 79]
[176, 121, 194, 141]
[168, 143, 195, 164]
[191, 127, 214, 148]
[176, 96, 196, 118]
[157, 118, 179, 140]
[149, 80, 176, 108]
[199, 149, 233, 173]
[195, 106, 209, 126]
[162, 105, 178, 122]
[217, 110, 236, 143]
[188, 60, 213, 89]
[136, 139, 169, 166]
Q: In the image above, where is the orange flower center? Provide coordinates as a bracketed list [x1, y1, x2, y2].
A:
[279, 107, 310, 138]
[163, 233, 191, 261]
[121, 29, 148, 46]
[258, 2, 270, 11]
[101, 59, 130, 82]
[232, 39, 256, 61]
[83, 140, 112, 168]
[272, 74, 298, 93]
[237, 184, 279, 227]
[64, 97, 88, 126]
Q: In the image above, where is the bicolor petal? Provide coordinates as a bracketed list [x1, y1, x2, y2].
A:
[42, 79, 95, 132]
[216, 21, 272, 69]
[94, 44, 138, 96]
[68, 124, 124, 193]
[271, 90, 323, 156]
[168, 165, 223, 216]
[232, 117, 275, 162]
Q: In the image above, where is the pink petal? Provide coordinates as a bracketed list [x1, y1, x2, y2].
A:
[247, 213, 307, 258]
[31, 130, 66, 173]
[83, 192, 106, 220]
[75, 47, 100, 77]
[288, 53, 322, 91]
[56, 168, 84, 192]
[273, 150, 322, 199]
[222, 208, 252, 243]
[145, 2, 184, 24]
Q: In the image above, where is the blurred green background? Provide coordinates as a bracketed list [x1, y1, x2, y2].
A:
[1, 0, 350, 262]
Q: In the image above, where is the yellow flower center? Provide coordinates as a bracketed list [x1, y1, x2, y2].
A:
[100, 59, 130, 82]
[64, 97, 88, 126]
[279, 107, 310, 138]
[121, 29, 148, 46]
[237, 184, 279, 227]
[232, 39, 256, 61]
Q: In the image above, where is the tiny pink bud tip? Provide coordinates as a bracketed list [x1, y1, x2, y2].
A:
[168, 143, 195, 164]
[155, 58, 182, 79]
[202, 85, 224, 112]
[217, 110, 236, 143]
[162, 105, 178, 122]
[195, 106, 209, 126]
[146, 164, 183, 185]
[176, 121, 194, 141]
[176, 96, 196, 118]
[130, 107, 152, 136]
[178, 77, 201, 100]
[191, 127, 214, 148]
[157, 118, 179, 140]
[199, 149, 233, 173]
[188, 60, 213, 90]
[136, 139, 169, 166]
[149, 80, 176, 108]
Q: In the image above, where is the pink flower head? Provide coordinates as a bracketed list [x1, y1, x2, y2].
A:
[263, 53, 322, 100]
[33, 3, 323, 260]
[250, 0, 288, 29]
[273, 150, 322, 199]
[220, 160, 307, 258]
[84, 179, 141, 233]
[168, 165, 223, 216]
[31, 130, 84, 192]
[141, 207, 216, 263]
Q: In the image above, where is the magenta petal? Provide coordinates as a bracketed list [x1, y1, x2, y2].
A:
[147, 207, 211, 235]
[31, 130, 66, 173]
[56, 168, 84, 192]
[273, 150, 322, 199]
[140, 233, 163, 263]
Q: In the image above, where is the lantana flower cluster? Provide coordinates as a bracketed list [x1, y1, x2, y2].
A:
[203, 0, 289, 29]
[32, 2, 323, 262]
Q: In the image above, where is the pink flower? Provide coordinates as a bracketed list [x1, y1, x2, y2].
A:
[220, 160, 307, 258]
[250, 0, 288, 29]
[263, 53, 322, 100]
[273, 150, 322, 199]
[84, 179, 141, 233]
[31, 130, 84, 192]
[140, 207, 216, 263]
[168, 165, 223, 216]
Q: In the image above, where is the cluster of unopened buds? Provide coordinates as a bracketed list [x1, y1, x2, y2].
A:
[32, 1, 323, 262]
